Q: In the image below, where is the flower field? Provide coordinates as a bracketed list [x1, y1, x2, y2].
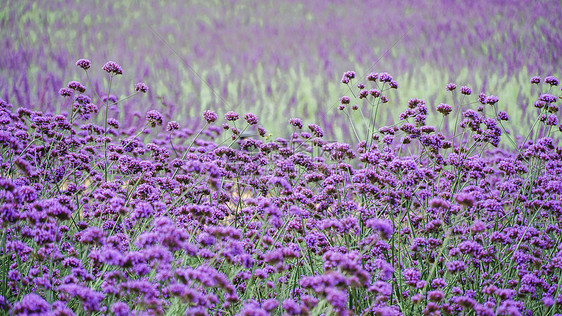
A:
[1, 1, 562, 315]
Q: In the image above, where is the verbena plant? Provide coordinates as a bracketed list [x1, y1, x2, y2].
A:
[0, 60, 561, 315]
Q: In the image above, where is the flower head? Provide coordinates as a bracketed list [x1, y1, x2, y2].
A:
[135, 82, 149, 93]
[224, 111, 239, 121]
[446, 82, 457, 91]
[203, 110, 218, 123]
[102, 61, 123, 75]
[544, 76, 559, 86]
[529, 76, 541, 84]
[167, 121, 180, 131]
[460, 86, 472, 95]
[244, 113, 259, 125]
[289, 118, 303, 129]
[146, 110, 163, 127]
[76, 58, 91, 70]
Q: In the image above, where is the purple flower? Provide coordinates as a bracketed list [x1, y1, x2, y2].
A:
[460, 86, 472, 95]
[369, 281, 392, 296]
[244, 113, 259, 125]
[497, 111, 509, 121]
[539, 93, 557, 103]
[437, 103, 453, 115]
[12, 293, 49, 315]
[307, 124, 324, 138]
[111, 302, 130, 316]
[262, 298, 279, 311]
[379, 72, 393, 83]
[102, 61, 123, 75]
[325, 288, 347, 311]
[167, 121, 180, 131]
[282, 299, 301, 315]
[289, 118, 303, 128]
[59, 87, 73, 97]
[135, 82, 149, 93]
[225, 111, 240, 121]
[367, 72, 378, 81]
[454, 192, 475, 207]
[366, 218, 393, 240]
[67, 81, 86, 93]
[486, 95, 499, 105]
[544, 75, 559, 86]
[546, 114, 558, 126]
[340, 96, 351, 104]
[146, 110, 163, 127]
[402, 268, 421, 286]
[529, 76, 541, 84]
[446, 82, 457, 91]
[76, 58, 91, 70]
[203, 110, 218, 123]
[446, 260, 466, 274]
[79, 227, 106, 245]
[428, 290, 444, 302]
[58, 284, 105, 312]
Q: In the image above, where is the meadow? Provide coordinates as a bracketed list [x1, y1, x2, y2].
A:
[1, 0, 562, 315]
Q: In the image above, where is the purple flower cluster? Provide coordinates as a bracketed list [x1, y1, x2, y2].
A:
[0, 58, 561, 316]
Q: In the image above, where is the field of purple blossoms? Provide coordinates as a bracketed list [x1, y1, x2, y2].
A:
[0, 58, 561, 315]
[2, 0, 562, 141]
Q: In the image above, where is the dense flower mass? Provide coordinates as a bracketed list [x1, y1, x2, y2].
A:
[1, 53, 562, 316]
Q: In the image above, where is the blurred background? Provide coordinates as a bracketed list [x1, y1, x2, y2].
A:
[1, 0, 561, 141]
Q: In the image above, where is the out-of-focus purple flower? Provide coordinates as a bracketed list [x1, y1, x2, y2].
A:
[282, 299, 301, 315]
[369, 281, 392, 296]
[76, 58, 91, 70]
[529, 76, 541, 84]
[102, 61, 123, 75]
[454, 192, 475, 207]
[366, 218, 393, 240]
[446, 82, 457, 91]
[107, 118, 119, 129]
[262, 298, 279, 311]
[428, 290, 444, 302]
[146, 110, 163, 127]
[325, 287, 347, 311]
[460, 86, 472, 95]
[134, 82, 149, 93]
[167, 121, 180, 131]
[11, 293, 49, 315]
[111, 301, 130, 316]
[544, 75, 559, 86]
